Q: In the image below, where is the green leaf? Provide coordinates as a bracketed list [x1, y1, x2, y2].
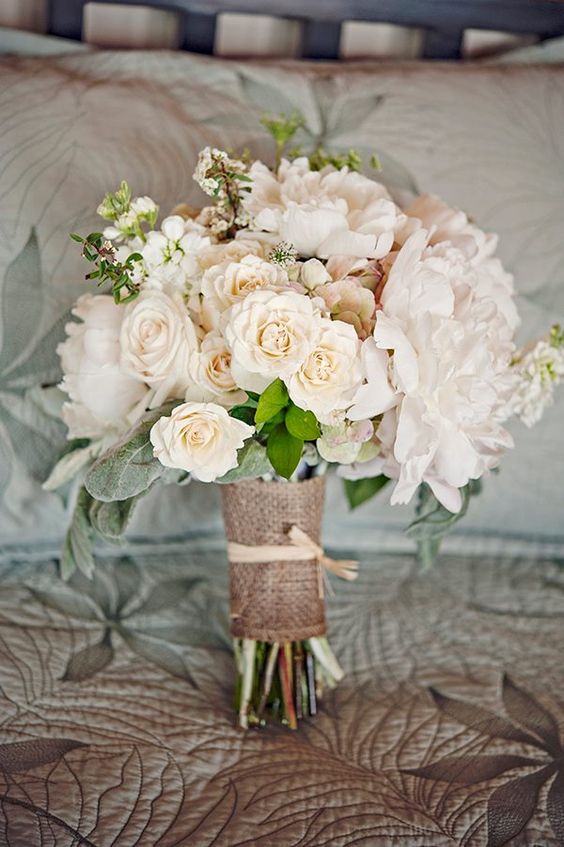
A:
[43, 443, 97, 491]
[285, 404, 320, 441]
[84, 404, 177, 502]
[217, 439, 272, 483]
[88, 496, 138, 541]
[61, 487, 95, 580]
[255, 379, 289, 425]
[406, 480, 481, 568]
[344, 475, 389, 509]
[229, 404, 256, 426]
[266, 423, 303, 480]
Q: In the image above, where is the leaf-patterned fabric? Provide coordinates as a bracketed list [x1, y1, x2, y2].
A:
[1, 550, 564, 845]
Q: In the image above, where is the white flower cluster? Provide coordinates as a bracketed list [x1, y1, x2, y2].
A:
[508, 328, 564, 427]
[58, 152, 552, 502]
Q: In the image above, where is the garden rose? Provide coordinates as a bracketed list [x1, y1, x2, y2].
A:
[120, 290, 198, 406]
[150, 401, 254, 482]
[225, 289, 322, 393]
[200, 254, 287, 331]
[58, 294, 148, 439]
[189, 331, 246, 407]
[287, 319, 362, 422]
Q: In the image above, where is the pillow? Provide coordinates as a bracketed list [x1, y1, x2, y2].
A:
[0, 48, 563, 559]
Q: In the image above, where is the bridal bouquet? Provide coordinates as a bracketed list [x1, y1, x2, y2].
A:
[45, 115, 563, 728]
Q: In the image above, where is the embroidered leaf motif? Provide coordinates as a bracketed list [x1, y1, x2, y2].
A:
[119, 629, 197, 686]
[486, 763, 557, 847]
[62, 631, 114, 682]
[429, 688, 544, 749]
[0, 738, 86, 773]
[501, 674, 562, 755]
[129, 577, 205, 617]
[0, 229, 42, 374]
[547, 767, 564, 843]
[405, 754, 541, 785]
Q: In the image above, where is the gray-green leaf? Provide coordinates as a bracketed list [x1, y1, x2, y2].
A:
[61, 487, 95, 580]
[217, 439, 272, 483]
[85, 405, 176, 502]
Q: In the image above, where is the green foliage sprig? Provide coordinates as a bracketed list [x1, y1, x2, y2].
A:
[70, 232, 143, 304]
[260, 111, 305, 168]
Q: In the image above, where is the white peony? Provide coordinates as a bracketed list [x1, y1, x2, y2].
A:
[57, 294, 148, 439]
[401, 194, 497, 263]
[224, 289, 322, 393]
[120, 289, 199, 406]
[200, 254, 287, 332]
[342, 230, 517, 511]
[150, 401, 254, 482]
[244, 158, 405, 259]
[287, 318, 362, 422]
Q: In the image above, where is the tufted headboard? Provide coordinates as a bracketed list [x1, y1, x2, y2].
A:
[46, 0, 564, 59]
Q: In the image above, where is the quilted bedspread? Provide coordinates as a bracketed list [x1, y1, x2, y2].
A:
[1, 547, 563, 846]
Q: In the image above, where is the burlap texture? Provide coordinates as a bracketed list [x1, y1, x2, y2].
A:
[221, 477, 327, 642]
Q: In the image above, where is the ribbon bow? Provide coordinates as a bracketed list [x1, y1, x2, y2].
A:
[227, 524, 358, 598]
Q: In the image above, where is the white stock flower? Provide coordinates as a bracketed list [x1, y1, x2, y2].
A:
[287, 319, 362, 422]
[141, 215, 210, 292]
[57, 294, 148, 439]
[508, 334, 564, 427]
[120, 290, 198, 406]
[200, 254, 287, 332]
[244, 158, 405, 259]
[225, 289, 322, 393]
[150, 401, 254, 482]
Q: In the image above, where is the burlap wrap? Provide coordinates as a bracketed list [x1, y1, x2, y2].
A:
[221, 477, 327, 642]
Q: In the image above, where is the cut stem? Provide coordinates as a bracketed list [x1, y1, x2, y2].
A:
[239, 638, 256, 729]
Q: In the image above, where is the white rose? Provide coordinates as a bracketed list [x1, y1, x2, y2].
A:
[225, 289, 321, 393]
[198, 238, 267, 271]
[57, 294, 148, 439]
[286, 319, 362, 422]
[150, 401, 254, 482]
[188, 331, 246, 407]
[200, 254, 286, 331]
[120, 290, 198, 407]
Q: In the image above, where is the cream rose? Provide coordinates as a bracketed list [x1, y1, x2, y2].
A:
[286, 319, 363, 422]
[225, 289, 321, 393]
[200, 254, 286, 331]
[150, 401, 254, 482]
[120, 290, 199, 407]
[58, 294, 148, 439]
[188, 331, 246, 407]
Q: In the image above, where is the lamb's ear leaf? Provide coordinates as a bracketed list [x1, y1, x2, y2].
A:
[217, 440, 272, 484]
[43, 443, 98, 491]
[88, 496, 138, 541]
[407, 480, 481, 568]
[84, 403, 177, 502]
[61, 487, 95, 580]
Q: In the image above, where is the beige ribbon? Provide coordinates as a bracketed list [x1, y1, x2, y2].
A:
[227, 524, 358, 599]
